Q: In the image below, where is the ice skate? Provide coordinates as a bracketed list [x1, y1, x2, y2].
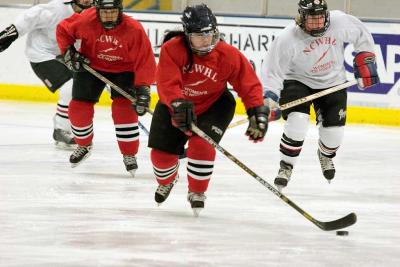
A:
[187, 191, 206, 217]
[274, 161, 293, 191]
[317, 150, 335, 182]
[53, 128, 76, 149]
[69, 144, 92, 168]
[123, 155, 138, 177]
[154, 175, 179, 205]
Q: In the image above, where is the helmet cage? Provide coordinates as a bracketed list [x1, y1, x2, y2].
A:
[187, 29, 220, 56]
[96, 0, 123, 30]
[297, 0, 330, 37]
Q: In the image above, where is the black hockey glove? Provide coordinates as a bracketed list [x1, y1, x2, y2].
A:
[63, 45, 90, 72]
[0, 25, 18, 53]
[132, 86, 151, 116]
[171, 98, 196, 136]
[246, 105, 269, 143]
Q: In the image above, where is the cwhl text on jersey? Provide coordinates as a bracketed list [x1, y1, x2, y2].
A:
[96, 35, 121, 46]
[303, 36, 337, 54]
[183, 64, 218, 82]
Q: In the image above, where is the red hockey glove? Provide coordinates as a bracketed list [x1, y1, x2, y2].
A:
[264, 91, 282, 121]
[353, 51, 379, 89]
[171, 99, 196, 136]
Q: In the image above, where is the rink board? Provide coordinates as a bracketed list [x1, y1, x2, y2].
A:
[1, 83, 399, 126]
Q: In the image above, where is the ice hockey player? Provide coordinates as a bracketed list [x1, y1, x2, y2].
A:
[261, 0, 379, 191]
[56, 0, 156, 176]
[149, 4, 269, 216]
[0, 0, 94, 148]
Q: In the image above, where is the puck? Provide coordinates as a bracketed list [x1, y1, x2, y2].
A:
[336, 230, 349, 236]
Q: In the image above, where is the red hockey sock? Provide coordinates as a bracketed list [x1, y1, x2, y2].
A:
[187, 136, 216, 193]
[111, 97, 139, 155]
[68, 100, 94, 146]
[151, 149, 179, 185]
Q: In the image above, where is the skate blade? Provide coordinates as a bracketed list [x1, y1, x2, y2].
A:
[192, 208, 203, 217]
[276, 185, 284, 192]
[55, 141, 77, 151]
[128, 169, 137, 178]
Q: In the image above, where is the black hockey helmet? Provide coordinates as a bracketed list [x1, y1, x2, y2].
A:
[181, 4, 219, 55]
[96, 0, 123, 30]
[64, 0, 94, 10]
[296, 0, 330, 37]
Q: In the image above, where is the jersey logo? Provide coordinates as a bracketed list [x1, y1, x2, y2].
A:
[187, 78, 208, 87]
[211, 126, 223, 136]
[338, 109, 346, 120]
[314, 46, 331, 66]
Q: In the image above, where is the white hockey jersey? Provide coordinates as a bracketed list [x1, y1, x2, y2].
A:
[14, 0, 74, 63]
[261, 10, 375, 96]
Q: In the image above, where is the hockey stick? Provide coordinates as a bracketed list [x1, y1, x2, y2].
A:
[228, 80, 357, 129]
[190, 123, 357, 231]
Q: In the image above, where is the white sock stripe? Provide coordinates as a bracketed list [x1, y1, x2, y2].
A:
[116, 136, 139, 142]
[154, 168, 177, 178]
[56, 112, 69, 119]
[115, 129, 140, 135]
[74, 134, 92, 140]
[57, 106, 69, 112]
[71, 124, 93, 131]
[187, 165, 214, 173]
[114, 123, 138, 128]
[187, 158, 214, 165]
[153, 163, 179, 173]
[72, 127, 93, 136]
[153, 164, 179, 178]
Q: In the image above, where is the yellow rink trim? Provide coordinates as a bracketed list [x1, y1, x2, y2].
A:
[1, 83, 399, 126]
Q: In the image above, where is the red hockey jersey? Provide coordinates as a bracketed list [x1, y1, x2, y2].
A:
[56, 7, 155, 86]
[156, 36, 263, 115]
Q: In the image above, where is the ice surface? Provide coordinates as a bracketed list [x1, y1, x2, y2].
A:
[0, 101, 399, 267]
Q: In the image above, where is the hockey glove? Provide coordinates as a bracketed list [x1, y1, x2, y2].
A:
[63, 45, 90, 72]
[133, 86, 151, 116]
[246, 105, 269, 143]
[353, 51, 379, 89]
[264, 91, 282, 121]
[0, 25, 18, 53]
[171, 98, 196, 136]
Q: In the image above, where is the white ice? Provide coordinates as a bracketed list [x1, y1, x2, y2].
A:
[0, 100, 399, 267]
